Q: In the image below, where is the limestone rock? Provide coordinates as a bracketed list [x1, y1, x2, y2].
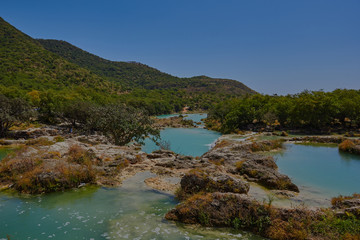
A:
[180, 170, 250, 195]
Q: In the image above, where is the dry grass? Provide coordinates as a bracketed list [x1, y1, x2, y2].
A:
[209, 158, 225, 166]
[331, 193, 360, 207]
[250, 139, 284, 152]
[67, 144, 96, 165]
[235, 160, 246, 170]
[0, 144, 97, 194]
[339, 140, 360, 155]
[54, 136, 65, 142]
[25, 137, 54, 146]
[213, 140, 231, 149]
[170, 191, 360, 240]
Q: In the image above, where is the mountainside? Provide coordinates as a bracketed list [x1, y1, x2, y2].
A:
[0, 17, 119, 98]
[38, 39, 255, 95]
[0, 17, 255, 114]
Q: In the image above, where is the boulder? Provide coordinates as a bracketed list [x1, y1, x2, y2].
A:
[180, 170, 249, 195]
[238, 159, 299, 192]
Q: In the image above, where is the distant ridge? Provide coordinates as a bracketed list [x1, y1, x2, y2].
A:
[37, 39, 256, 95]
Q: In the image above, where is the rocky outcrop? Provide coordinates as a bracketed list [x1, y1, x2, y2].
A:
[332, 194, 360, 218]
[6, 127, 61, 139]
[202, 139, 299, 192]
[166, 192, 320, 238]
[237, 155, 299, 192]
[166, 191, 360, 240]
[179, 170, 249, 196]
[148, 149, 209, 169]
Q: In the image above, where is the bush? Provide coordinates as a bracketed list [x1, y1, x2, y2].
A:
[54, 136, 65, 142]
[339, 140, 360, 155]
[67, 144, 96, 165]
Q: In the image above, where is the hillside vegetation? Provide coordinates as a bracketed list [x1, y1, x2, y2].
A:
[0, 17, 120, 102]
[38, 39, 255, 95]
[0, 17, 255, 115]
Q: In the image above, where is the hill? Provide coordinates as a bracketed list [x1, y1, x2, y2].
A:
[0, 17, 255, 114]
[0, 17, 120, 100]
[37, 39, 255, 95]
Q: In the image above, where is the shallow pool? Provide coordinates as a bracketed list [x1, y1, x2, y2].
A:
[275, 143, 360, 197]
[0, 171, 262, 240]
[142, 127, 221, 157]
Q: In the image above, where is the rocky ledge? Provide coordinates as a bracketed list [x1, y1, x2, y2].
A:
[165, 190, 360, 239]
[201, 139, 299, 192]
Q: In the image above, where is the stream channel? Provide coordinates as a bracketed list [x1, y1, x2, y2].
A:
[1, 114, 359, 239]
[0, 114, 262, 240]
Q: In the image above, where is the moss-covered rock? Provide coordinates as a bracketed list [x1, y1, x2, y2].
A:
[179, 169, 249, 198]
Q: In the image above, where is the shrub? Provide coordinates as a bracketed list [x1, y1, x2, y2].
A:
[331, 193, 360, 208]
[235, 160, 246, 170]
[339, 140, 360, 155]
[251, 139, 284, 152]
[0, 95, 34, 137]
[54, 136, 65, 142]
[67, 144, 95, 165]
[14, 163, 97, 194]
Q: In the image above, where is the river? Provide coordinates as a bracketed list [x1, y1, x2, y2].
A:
[0, 114, 263, 239]
[1, 115, 360, 239]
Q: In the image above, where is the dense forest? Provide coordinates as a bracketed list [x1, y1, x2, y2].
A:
[0, 17, 255, 117]
[206, 89, 360, 133]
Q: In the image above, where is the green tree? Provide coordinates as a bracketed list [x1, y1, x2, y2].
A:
[89, 104, 159, 146]
[0, 95, 33, 137]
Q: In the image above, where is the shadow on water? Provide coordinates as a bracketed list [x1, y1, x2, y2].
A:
[338, 150, 360, 162]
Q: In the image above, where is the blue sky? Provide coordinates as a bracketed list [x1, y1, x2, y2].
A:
[2, 0, 359, 94]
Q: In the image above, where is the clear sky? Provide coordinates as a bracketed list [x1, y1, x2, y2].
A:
[2, 0, 359, 94]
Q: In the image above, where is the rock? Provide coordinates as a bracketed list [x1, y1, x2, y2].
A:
[147, 149, 175, 159]
[332, 197, 360, 209]
[180, 170, 249, 195]
[271, 190, 296, 198]
[202, 139, 299, 192]
[239, 159, 299, 192]
[280, 131, 288, 136]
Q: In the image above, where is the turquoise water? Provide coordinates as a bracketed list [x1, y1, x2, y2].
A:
[0, 170, 262, 240]
[156, 114, 180, 119]
[142, 127, 221, 157]
[275, 144, 360, 197]
[144, 113, 220, 156]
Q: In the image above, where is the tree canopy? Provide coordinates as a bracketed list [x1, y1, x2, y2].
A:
[206, 89, 360, 133]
